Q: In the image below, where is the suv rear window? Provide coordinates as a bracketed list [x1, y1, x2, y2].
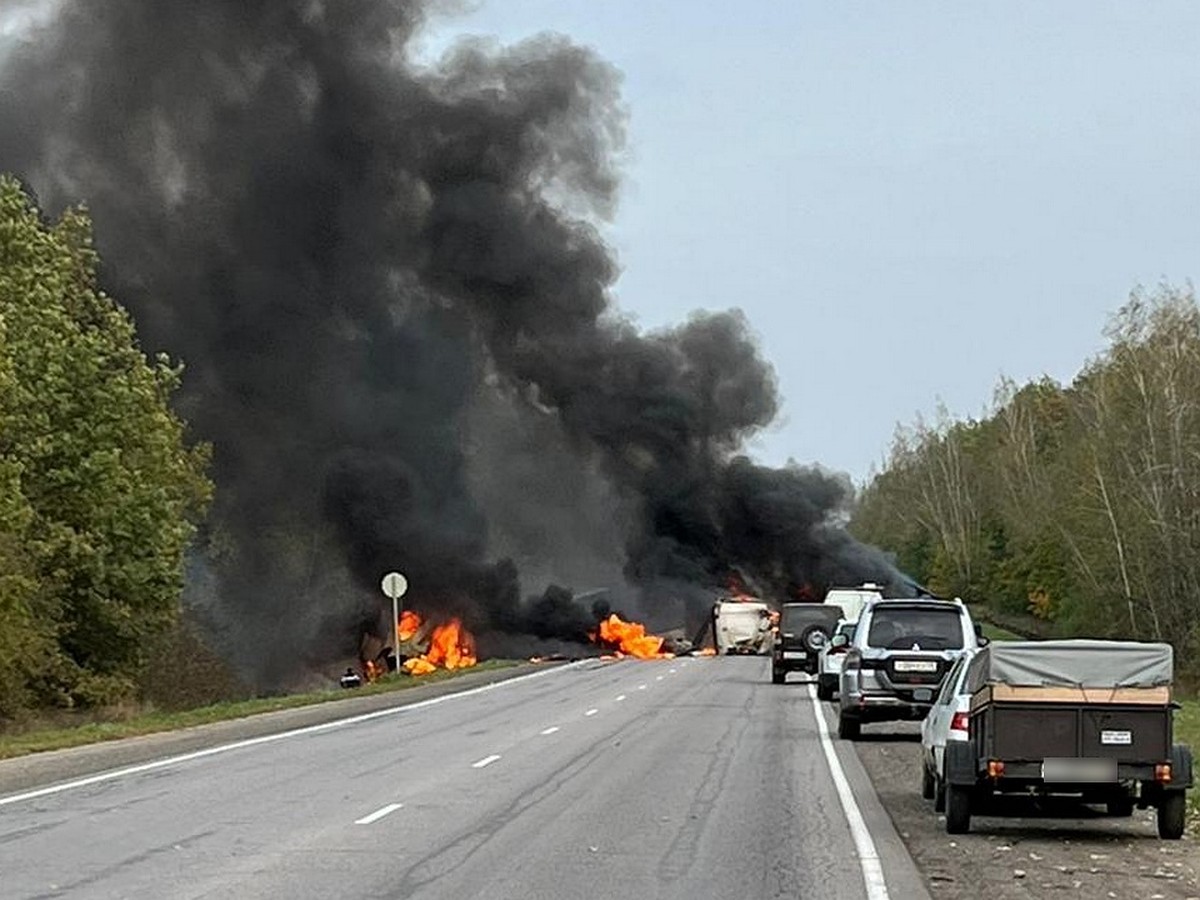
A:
[866, 606, 964, 650]
[780, 605, 839, 631]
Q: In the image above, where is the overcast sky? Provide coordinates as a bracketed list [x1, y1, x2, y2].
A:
[422, 1, 1200, 482]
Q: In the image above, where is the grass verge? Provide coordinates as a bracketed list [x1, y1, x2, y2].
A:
[1174, 697, 1199, 831]
[0, 659, 520, 761]
[980, 622, 1024, 642]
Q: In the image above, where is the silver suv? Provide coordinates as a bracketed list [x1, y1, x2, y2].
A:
[836, 598, 984, 740]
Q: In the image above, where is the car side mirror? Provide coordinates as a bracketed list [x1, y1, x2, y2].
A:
[830, 633, 849, 649]
[977, 635, 990, 647]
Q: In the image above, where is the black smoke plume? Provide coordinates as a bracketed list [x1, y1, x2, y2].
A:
[0, 0, 906, 683]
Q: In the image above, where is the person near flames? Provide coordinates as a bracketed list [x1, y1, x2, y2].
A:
[339, 667, 363, 689]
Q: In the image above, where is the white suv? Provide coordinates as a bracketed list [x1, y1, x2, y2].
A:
[816, 619, 857, 701]
[836, 598, 984, 740]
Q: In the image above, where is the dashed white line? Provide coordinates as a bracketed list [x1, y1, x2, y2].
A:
[655, 675, 664, 681]
[807, 684, 889, 899]
[539, 726, 560, 735]
[615, 694, 627, 702]
[0, 660, 592, 808]
[472, 754, 502, 769]
[668, 668, 677, 674]
[637, 684, 647, 690]
[584, 708, 599, 717]
[355, 802, 403, 825]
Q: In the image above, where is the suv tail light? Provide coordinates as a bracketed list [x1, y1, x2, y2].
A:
[828, 646, 847, 655]
[950, 711, 969, 734]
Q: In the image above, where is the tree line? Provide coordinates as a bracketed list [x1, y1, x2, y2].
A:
[0, 178, 211, 719]
[852, 285, 1200, 680]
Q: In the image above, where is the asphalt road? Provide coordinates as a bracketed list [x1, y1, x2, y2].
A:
[0, 657, 928, 900]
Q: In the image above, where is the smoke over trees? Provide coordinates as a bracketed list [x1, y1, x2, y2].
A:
[0, 0, 904, 685]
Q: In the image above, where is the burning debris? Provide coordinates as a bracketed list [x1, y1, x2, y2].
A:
[0, 0, 913, 686]
[398, 613, 478, 677]
[595, 614, 672, 660]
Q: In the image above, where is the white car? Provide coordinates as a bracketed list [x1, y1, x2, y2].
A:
[919, 650, 977, 811]
[816, 619, 857, 701]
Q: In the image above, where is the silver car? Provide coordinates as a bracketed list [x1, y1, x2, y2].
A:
[837, 598, 984, 740]
[919, 651, 976, 811]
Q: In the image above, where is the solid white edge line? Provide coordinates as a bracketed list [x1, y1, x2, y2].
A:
[539, 726, 560, 735]
[355, 802, 403, 825]
[471, 754, 501, 769]
[0, 660, 593, 808]
[584, 708, 598, 717]
[807, 684, 889, 900]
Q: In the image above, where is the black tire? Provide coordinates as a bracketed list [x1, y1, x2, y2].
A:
[1157, 792, 1186, 840]
[921, 762, 935, 800]
[934, 777, 946, 813]
[816, 677, 834, 702]
[838, 713, 860, 741]
[945, 782, 972, 834]
[801, 624, 831, 652]
[772, 668, 786, 685]
[1106, 797, 1134, 818]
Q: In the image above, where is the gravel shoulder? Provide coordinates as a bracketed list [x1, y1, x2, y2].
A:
[848, 720, 1199, 900]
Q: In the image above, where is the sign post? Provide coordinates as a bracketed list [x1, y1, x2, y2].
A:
[380, 571, 409, 673]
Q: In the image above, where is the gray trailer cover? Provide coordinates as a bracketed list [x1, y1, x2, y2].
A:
[966, 640, 1173, 693]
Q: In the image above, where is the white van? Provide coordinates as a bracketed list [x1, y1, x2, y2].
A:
[712, 599, 773, 655]
[821, 583, 884, 624]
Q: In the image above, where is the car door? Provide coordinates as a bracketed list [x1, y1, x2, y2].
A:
[925, 656, 966, 772]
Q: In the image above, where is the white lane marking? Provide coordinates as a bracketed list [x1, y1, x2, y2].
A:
[584, 708, 599, 717]
[668, 668, 677, 674]
[807, 684, 889, 900]
[355, 802, 403, 825]
[615, 694, 626, 702]
[539, 726, 560, 735]
[637, 684, 647, 690]
[472, 754, 501, 769]
[655, 675, 664, 681]
[0, 661, 593, 808]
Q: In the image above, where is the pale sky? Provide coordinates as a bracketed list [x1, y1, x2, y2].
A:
[421, 1, 1200, 483]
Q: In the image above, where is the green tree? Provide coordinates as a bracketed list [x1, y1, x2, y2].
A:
[0, 176, 211, 712]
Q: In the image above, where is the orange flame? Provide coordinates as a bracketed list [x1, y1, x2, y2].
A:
[597, 613, 669, 659]
[397, 610, 422, 642]
[402, 618, 478, 676]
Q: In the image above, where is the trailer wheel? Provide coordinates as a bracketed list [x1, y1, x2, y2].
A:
[945, 782, 972, 834]
[837, 713, 860, 741]
[934, 777, 946, 813]
[921, 762, 935, 800]
[1157, 792, 1186, 840]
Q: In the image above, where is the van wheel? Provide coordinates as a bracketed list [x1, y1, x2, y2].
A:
[1157, 792, 1186, 840]
[945, 782, 972, 834]
[921, 763, 935, 800]
[771, 668, 786, 685]
[934, 777, 946, 813]
[837, 713, 860, 741]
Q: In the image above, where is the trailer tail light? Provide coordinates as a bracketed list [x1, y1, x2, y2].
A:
[950, 712, 970, 734]
[987, 760, 1005, 779]
[1155, 763, 1172, 783]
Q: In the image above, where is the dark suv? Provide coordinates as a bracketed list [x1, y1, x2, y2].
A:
[771, 603, 843, 684]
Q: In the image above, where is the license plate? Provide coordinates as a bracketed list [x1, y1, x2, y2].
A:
[893, 660, 938, 673]
[1042, 758, 1117, 783]
[1101, 730, 1132, 746]
[782, 651, 808, 660]
[912, 688, 933, 702]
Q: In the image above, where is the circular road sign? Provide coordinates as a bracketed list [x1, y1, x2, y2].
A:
[381, 571, 409, 600]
